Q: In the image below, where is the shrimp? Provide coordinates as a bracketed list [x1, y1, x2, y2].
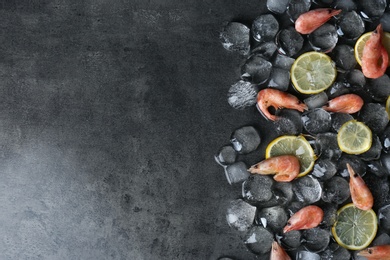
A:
[322, 94, 364, 114]
[270, 241, 291, 260]
[347, 163, 374, 210]
[283, 205, 323, 233]
[248, 155, 300, 182]
[256, 88, 307, 121]
[361, 24, 389, 79]
[295, 8, 341, 34]
[358, 245, 390, 260]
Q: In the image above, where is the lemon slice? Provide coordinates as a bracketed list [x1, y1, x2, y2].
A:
[332, 203, 378, 251]
[265, 135, 316, 177]
[337, 120, 372, 155]
[290, 51, 337, 94]
[354, 31, 390, 66]
[386, 96, 390, 119]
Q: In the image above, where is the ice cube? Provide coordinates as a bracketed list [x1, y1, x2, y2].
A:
[320, 242, 351, 260]
[224, 161, 250, 184]
[230, 126, 261, 154]
[330, 45, 357, 71]
[267, 68, 290, 91]
[275, 109, 303, 135]
[308, 23, 338, 53]
[250, 41, 277, 60]
[302, 227, 330, 253]
[272, 53, 295, 70]
[286, 0, 311, 22]
[276, 26, 304, 57]
[292, 175, 322, 204]
[242, 175, 273, 203]
[241, 54, 272, 84]
[226, 199, 256, 232]
[296, 250, 320, 260]
[301, 108, 331, 134]
[243, 226, 274, 255]
[215, 145, 237, 166]
[331, 112, 354, 132]
[267, 0, 289, 14]
[311, 158, 337, 181]
[356, 0, 386, 21]
[359, 103, 389, 134]
[321, 176, 350, 204]
[227, 80, 259, 110]
[303, 92, 328, 110]
[256, 206, 288, 232]
[219, 22, 250, 55]
[336, 11, 365, 40]
[366, 74, 390, 102]
[252, 14, 279, 43]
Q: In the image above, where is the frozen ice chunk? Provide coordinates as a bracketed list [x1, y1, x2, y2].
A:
[321, 176, 350, 204]
[367, 73, 390, 102]
[241, 54, 272, 84]
[230, 125, 261, 154]
[279, 230, 301, 249]
[292, 175, 322, 204]
[332, 0, 356, 11]
[226, 199, 256, 231]
[315, 132, 341, 160]
[272, 53, 295, 70]
[215, 145, 237, 166]
[256, 206, 288, 232]
[320, 203, 338, 227]
[373, 232, 390, 246]
[308, 23, 338, 53]
[326, 81, 350, 99]
[381, 125, 390, 153]
[366, 160, 388, 178]
[302, 227, 330, 253]
[276, 26, 304, 57]
[219, 22, 250, 55]
[359, 103, 389, 134]
[331, 112, 354, 132]
[296, 250, 320, 260]
[380, 12, 390, 32]
[250, 41, 278, 60]
[227, 80, 259, 110]
[267, 0, 289, 14]
[360, 135, 382, 161]
[267, 67, 290, 91]
[252, 14, 279, 43]
[336, 11, 365, 40]
[224, 161, 250, 184]
[378, 204, 390, 233]
[311, 158, 337, 181]
[243, 226, 273, 255]
[301, 108, 331, 135]
[356, 0, 386, 21]
[337, 154, 366, 177]
[303, 92, 328, 110]
[275, 109, 303, 135]
[286, 0, 311, 22]
[242, 175, 273, 203]
[330, 45, 357, 71]
[320, 242, 351, 260]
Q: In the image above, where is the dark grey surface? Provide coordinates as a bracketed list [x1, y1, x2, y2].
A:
[0, 1, 276, 259]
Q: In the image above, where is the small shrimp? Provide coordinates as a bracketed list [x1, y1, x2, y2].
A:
[270, 241, 291, 260]
[362, 24, 389, 79]
[248, 155, 300, 182]
[347, 163, 374, 210]
[322, 94, 364, 114]
[257, 88, 307, 121]
[358, 245, 390, 260]
[295, 8, 342, 34]
[283, 205, 324, 233]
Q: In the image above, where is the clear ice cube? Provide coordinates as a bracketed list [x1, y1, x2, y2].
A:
[275, 109, 303, 135]
[320, 203, 338, 227]
[243, 226, 274, 255]
[330, 45, 357, 71]
[272, 53, 295, 70]
[301, 108, 331, 135]
[303, 92, 328, 110]
[315, 132, 342, 160]
[267, 68, 290, 91]
[276, 26, 304, 57]
[378, 204, 390, 233]
[279, 230, 302, 250]
[331, 112, 354, 132]
[215, 145, 237, 166]
[230, 125, 261, 154]
[226, 199, 256, 232]
[224, 161, 250, 184]
[332, 0, 357, 11]
[337, 154, 366, 178]
[250, 41, 278, 60]
[256, 206, 288, 232]
[366, 73, 390, 102]
[356, 0, 386, 21]
[302, 227, 330, 253]
[241, 54, 272, 84]
[336, 11, 365, 40]
[252, 14, 279, 43]
[267, 0, 289, 14]
[242, 175, 273, 203]
[292, 175, 322, 204]
[227, 80, 259, 110]
[220, 22, 250, 55]
[286, 0, 311, 22]
[344, 69, 366, 89]
[380, 125, 390, 153]
[380, 12, 390, 32]
[311, 158, 337, 181]
[360, 134, 382, 161]
[359, 103, 389, 134]
[308, 23, 338, 53]
[321, 176, 350, 204]
[320, 242, 351, 260]
[296, 250, 321, 260]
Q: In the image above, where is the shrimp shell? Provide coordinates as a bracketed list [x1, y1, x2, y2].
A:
[295, 8, 342, 34]
[347, 163, 374, 210]
[322, 94, 364, 114]
[283, 205, 323, 233]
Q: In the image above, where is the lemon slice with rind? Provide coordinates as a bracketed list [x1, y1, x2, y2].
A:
[290, 51, 337, 94]
[265, 135, 316, 177]
[332, 203, 378, 251]
[337, 120, 372, 155]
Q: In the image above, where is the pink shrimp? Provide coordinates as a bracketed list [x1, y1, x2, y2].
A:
[256, 88, 307, 121]
[322, 94, 364, 114]
[358, 245, 390, 260]
[248, 155, 300, 182]
[347, 163, 374, 210]
[361, 24, 389, 79]
[283, 205, 324, 233]
[295, 8, 342, 34]
[270, 241, 291, 260]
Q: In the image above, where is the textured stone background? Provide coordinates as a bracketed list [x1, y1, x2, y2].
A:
[0, 1, 274, 259]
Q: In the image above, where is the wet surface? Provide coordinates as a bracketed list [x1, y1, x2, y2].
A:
[0, 1, 272, 259]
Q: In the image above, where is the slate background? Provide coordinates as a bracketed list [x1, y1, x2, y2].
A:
[0, 1, 277, 259]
